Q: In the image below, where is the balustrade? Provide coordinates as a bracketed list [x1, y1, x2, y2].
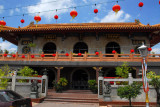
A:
[0, 52, 159, 62]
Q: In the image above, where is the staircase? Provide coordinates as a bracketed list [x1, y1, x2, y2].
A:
[44, 89, 99, 103]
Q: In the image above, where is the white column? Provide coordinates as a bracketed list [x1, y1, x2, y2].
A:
[41, 75, 48, 97]
[12, 75, 16, 91]
[98, 76, 104, 99]
[128, 73, 133, 85]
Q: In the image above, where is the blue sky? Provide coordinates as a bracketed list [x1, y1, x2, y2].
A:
[0, 0, 160, 53]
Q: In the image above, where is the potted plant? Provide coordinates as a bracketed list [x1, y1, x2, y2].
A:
[28, 43, 36, 54]
[88, 80, 98, 94]
[53, 78, 68, 93]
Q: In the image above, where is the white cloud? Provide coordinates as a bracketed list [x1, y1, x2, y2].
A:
[0, 5, 4, 13]
[15, 8, 20, 12]
[82, 0, 87, 3]
[27, 0, 75, 20]
[152, 48, 160, 54]
[100, 10, 131, 22]
[0, 42, 17, 53]
[8, 48, 17, 53]
[89, 16, 100, 23]
[9, 10, 14, 15]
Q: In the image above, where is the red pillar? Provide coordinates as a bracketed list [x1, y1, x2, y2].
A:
[96, 67, 101, 83]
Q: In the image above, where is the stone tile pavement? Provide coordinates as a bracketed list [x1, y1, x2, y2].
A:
[33, 102, 99, 107]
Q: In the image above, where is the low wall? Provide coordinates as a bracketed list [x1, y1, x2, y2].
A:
[15, 83, 41, 98]
[110, 86, 157, 102]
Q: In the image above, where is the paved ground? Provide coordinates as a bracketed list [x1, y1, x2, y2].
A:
[33, 102, 99, 107]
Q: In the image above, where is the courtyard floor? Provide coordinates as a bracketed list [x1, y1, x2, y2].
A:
[33, 102, 99, 107]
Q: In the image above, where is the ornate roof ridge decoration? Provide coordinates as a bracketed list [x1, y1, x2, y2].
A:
[1, 21, 160, 32]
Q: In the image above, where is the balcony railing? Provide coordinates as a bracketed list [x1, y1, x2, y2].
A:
[0, 52, 160, 62]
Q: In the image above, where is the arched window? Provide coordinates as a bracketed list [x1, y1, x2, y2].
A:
[105, 42, 121, 54]
[73, 42, 88, 53]
[43, 42, 56, 54]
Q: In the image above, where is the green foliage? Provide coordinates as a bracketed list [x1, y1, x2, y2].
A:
[88, 80, 96, 86]
[53, 78, 68, 93]
[147, 71, 160, 105]
[147, 71, 160, 79]
[115, 62, 132, 78]
[117, 82, 142, 106]
[4, 49, 9, 54]
[17, 66, 38, 82]
[53, 82, 62, 93]
[88, 80, 98, 94]
[28, 43, 36, 48]
[58, 78, 68, 87]
[0, 65, 12, 89]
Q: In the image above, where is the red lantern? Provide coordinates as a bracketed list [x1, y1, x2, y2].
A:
[112, 50, 116, 54]
[95, 52, 99, 55]
[94, 9, 98, 14]
[41, 54, 45, 57]
[12, 54, 16, 57]
[112, 4, 121, 14]
[21, 19, 25, 23]
[70, 10, 78, 20]
[139, 2, 144, 7]
[4, 54, 7, 57]
[34, 15, 41, 23]
[130, 49, 134, 53]
[52, 54, 56, 57]
[65, 53, 69, 56]
[78, 53, 81, 56]
[148, 48, 152, 51]
[22, 55, 25, 58]
[0, 20, 6, 27]
[31, 55, 35, 58]
[159, 0, 160, 4]
[54, 15, 58, 20]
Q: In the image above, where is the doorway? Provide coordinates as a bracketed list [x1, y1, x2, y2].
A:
[71, 69, 89, 89]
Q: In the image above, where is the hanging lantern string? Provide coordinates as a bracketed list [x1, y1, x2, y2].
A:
[0, 0, 125, 19]
[56, 9, 58, 23]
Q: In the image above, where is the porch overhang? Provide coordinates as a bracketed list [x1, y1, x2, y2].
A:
[0, 61, 159, 67]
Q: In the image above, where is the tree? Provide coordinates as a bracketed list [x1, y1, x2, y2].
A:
[0, 65, 12, 89]
[17, 66, 38, 82]
[115, 62, 132, 78]
[18, 66, 37, 77]
[117, 82, 142, 107]
[147, 71, 160, 106]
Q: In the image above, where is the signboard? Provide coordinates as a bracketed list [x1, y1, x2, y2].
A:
[99, 80, 103, 95]
[42, 79, 46, 93]
[106, 34, 120, 39]
[132, 40, 145, 45]
[21, 40, 33, 45]
[44, 34, 56, 40]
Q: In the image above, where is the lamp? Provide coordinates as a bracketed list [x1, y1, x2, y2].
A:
[138, 43, 149, 107]
[138, 42, 148, 57]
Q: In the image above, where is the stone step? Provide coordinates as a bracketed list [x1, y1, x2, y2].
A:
[44, 98, 99, 103]
[46, 97, 98, 101]
[62, 90, 93, 94]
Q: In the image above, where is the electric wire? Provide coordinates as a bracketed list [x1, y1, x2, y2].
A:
[0, 0, 125, 19]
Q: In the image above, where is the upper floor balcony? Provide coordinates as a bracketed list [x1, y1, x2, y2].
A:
[0, 52, 159, 62]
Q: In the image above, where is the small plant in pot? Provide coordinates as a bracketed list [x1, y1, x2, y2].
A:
[53, 78, 68, 93]
[88, 80, 98, 94]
